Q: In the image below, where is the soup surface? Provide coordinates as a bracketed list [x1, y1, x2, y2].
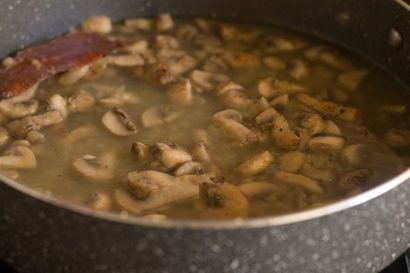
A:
[0, 14, 409, 220]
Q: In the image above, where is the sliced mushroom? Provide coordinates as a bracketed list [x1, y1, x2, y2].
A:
[166, 54, 198, 76]
[295, 93, 361, 122]
[134, 63, 175, 85]
[299, 163, 335, 183]
[3, 83, 38, 104]
[237, 150, 273, 176]
[116, 171, 214, 214]
[337, 70, 368, 91]
[62, 125, 97, 145]
[72, 153, 115, 182]
[106, 54, 145, 67]
[175, 24, 199, 42]
[0, 127, 10, 148]
[278, 151, 306, 173]
[167, 79, 192, 106]
[263, 56, 286, 71]
[123, 40, 149, 54]
[300, 113, 326, 135]
[141, 105, 181, 128]
[67, 91, 95, 113]
[0, 99, 39, 119]
[199, 182, 249, 219]
[48, 94, 68, 119]
[102, 108, 137, 136]
[339, 168, 373, 190]
[220, 90, 251, 109]
[81, 16, 112, 34]
[288, 59, 309, 80]
[26, 130, 44, 145]
[131, 141, 150, 163]
[238, 182, 278, 199]
[308, 136, 345, 153]
[0, 145, 36, 169]
[212, 112, 258, 146]
[192, 142, 212, 163]
[156, 143, 192, 169]
[270, 94, 289, 108]
[190, 70, 230, 92]
[319, 50, 354, 71]
[212, 109, 243, 122]
[202, 53, 229, 73]
[340, 144, 365, 166]
[272, 170, 322, 194]
[323, 120, 342, 136]
[224, 51, 259, 68]
[58, 65, 90, 85]
[258, 77, 306, 98]
[95, 85, 140, 107]
[254, 108, 299, 150]
[85, 192, 112, 211]
[156, 13, 174, 32]
[154, 35, 180, 49]
[383, 128, 410, 147]
[192, 128, 211, 146]
[173, 160, 205, 176]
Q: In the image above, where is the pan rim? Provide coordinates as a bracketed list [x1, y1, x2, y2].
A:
[1, 168, 409, 229]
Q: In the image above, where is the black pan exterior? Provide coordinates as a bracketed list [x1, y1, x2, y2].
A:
[0, 1, 409, 272]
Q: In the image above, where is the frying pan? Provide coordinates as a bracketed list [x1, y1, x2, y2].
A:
[0, 0, 409, 272]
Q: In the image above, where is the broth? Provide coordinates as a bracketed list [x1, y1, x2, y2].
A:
[0, 14, 409, 220]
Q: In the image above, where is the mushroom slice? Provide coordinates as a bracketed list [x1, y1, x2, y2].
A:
[288, 59, 309, 80]
[26, 130, 44, 145]
[211, 115, 258, 146]
[31, 111, 64, 127]
[173, 161, 205, 176]
[278, 151, 306, 173]
[199, 182, 249, 219]
[134, 63, 174, 85]
[67, 91, 95, 113]
[255, 108, 299, 150]
[295, 93, 361, 122]
[190, 70, 230, 92]
[62, 125, 97, 145]
[154, 35, 180, 49]
[337, 70, 368, 91]
[58, 65, 90, 85]
[263, 56, 286, 71]
[105, 54, 145, 67]
[156, 13, 174, 32]
[300, 113, 326, 135]
[123, 40, 149, 54]
[81, 16, 112, 34]
[237, 150, 273, 176]
[270, 94, 289, 108]
[192, 142, 212, 163]
[131, 141, 150, 163]
[339, 168, 373, 190]
[323, 120, 342, 136]
[0, 99, 39, 119]
[340, 144, 365, 166]
[212, 109, 243, 122]
[85, 192, 112, 211]
[238, 182, 278, 199]
[192, 128, 211, 145]
[272, 170, 322, 194]
[167, 79, 192, 106]
[166, 54, 197, 76]
[224, 51, 259, 68]
[383, 128, 410, 147]
[141, 105, 181, 128]
[156, 143, 192, 169]
[220, 89, 251, 109]
[72, 153, 115, 182]
[116, 171, 214, 214]
[102, 108, 137, 136]
[0, 145, 36, 169]
[308, 136, 345, 153]
[319, 50, 353, 71]
[299, 163, 335, 183]
[258, 77, 306, 98]
[48, 94, 68, 119]
[0, 127, 10, 148]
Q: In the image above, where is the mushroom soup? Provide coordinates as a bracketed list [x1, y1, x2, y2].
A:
[0, 14, 408, 220]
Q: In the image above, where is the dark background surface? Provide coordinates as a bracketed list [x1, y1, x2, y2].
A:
[1, 250, 409, 273]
